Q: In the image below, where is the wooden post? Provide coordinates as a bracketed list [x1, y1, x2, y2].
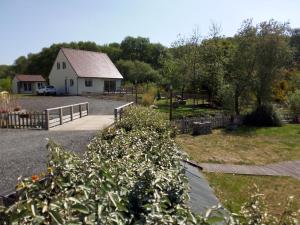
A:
[79, 104, 82, 118]
[114, 108, 118, 122]
[45, 110, 50, 130]
[135, 80, 138, 105]
[59, 108, 63, 125]
[169, 85, 173, 121]
[86, 103, 89, 115]
[70, 105, 73, 121]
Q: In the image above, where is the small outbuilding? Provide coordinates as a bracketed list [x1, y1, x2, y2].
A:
[12, 74, 46, 94]
[49, 48, 123, 95]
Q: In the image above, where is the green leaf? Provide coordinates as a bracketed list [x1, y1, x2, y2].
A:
[49, 210, 64, 224]
[72, 203, 90, 214]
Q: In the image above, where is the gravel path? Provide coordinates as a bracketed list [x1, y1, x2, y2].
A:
[15, 96, 125, 115]
[0, 96, 126, 195]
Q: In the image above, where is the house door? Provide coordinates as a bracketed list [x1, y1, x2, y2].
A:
[65, 79, 68, 94]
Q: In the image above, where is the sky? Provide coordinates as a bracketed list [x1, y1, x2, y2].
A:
[0, 0, 299, 65]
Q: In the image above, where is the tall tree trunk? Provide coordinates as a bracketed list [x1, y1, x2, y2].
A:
[234, 91, 240, 115]
[257, 95, 262, 107]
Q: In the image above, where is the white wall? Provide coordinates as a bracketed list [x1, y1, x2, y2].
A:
[77, 78, 122, 94]
[78, 78, 104, 94]
[49, 50, 78, 95]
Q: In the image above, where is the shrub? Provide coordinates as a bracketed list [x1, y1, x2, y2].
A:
[141, 87, 156, 106]
[117, 106, 174, 135]
[288, 90, 300, 114]
[244, 105, 282, 127]
[0, 107, 196, 224]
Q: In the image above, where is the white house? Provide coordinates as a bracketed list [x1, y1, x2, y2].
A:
[12, 74, 46, 94]
[49, 48, 123, 95]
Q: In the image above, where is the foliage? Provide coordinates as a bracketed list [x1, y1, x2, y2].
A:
[205, 173, 300, 225]
[225, 19, 257, 115]
[288, 90, 300, 113]
[254, 20, 293, 106]
[0, 107, 199, 224]
[170, 30, 202, 101]
[272, 79, 289, 103]
[218, 84, 235, 113]
[0, 77, 12, 91]
[200, 35, 233, 104]
[120, 36, 166, 69]
[0, 65, 14, 78]
[290, 28, 300, 60]
[141, 87, 157, 106]
[244, 105, 282, 127]
[239, 186, 298, 224]
[116, 59, 160, 83]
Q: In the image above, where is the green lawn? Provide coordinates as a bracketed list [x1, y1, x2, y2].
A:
[205, 173, 300, 219]
[177, 124, 300, 165]
[154, 98, 224, 119]
[177, 124, 300, 218]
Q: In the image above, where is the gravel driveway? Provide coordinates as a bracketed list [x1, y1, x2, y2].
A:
[0, 96, 126, 195]
[15, 96, 124, 115]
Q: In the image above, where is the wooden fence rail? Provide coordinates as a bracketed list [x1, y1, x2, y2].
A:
[114, 102, 135, 122]
[0, 102, 89, 130]
[0, 111, 46, 129]
[46, 102, 89, 129]
[172, 115, 232, 134]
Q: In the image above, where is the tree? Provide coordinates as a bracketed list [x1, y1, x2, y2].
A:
[290, 28, 300, 60]
[0, 77, 12, 91]
[225, 19, 257, 115]
[254, 20, 293, 106]
[100, 43, 122, 63]
[120, 36, 166, 69]
[171, 29, 202, 103]
[116, 59, 160, 83]
[200, 25, 233, 105]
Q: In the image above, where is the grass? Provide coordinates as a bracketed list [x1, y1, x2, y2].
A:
[204, 173, 300, 219]
[154, 98, 224, 119]
[177, 124, 300, 218]
[177, 124, 300, 165]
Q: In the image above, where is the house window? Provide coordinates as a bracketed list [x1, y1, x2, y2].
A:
[57, 62, 60, 69]
[104, 80, 116, 92]
[70, 79, 74, 86]
[24, 82, 32, 91]
[62, 62, 66, 69]
[37, 82, 43, 88]
[85, 79, 93, 87]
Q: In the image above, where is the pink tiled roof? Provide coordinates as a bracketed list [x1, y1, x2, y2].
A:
[15, 74, 46, 82]
[61, 48, 123, 79]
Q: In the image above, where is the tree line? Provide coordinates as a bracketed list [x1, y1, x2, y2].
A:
[1, 19, 300, 115]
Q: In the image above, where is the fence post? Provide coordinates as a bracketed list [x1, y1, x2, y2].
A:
[59, 108, 63, 125]
[114, 108, 118, 122]
[70, 105, 73, 121]
[79, 104, 82, 118]
[86, 102, 89, 115]
[45, 109, 50, 130]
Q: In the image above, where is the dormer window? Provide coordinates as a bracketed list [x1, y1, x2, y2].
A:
[57, 62, 60, 69]
[62, 62, 66, 69]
